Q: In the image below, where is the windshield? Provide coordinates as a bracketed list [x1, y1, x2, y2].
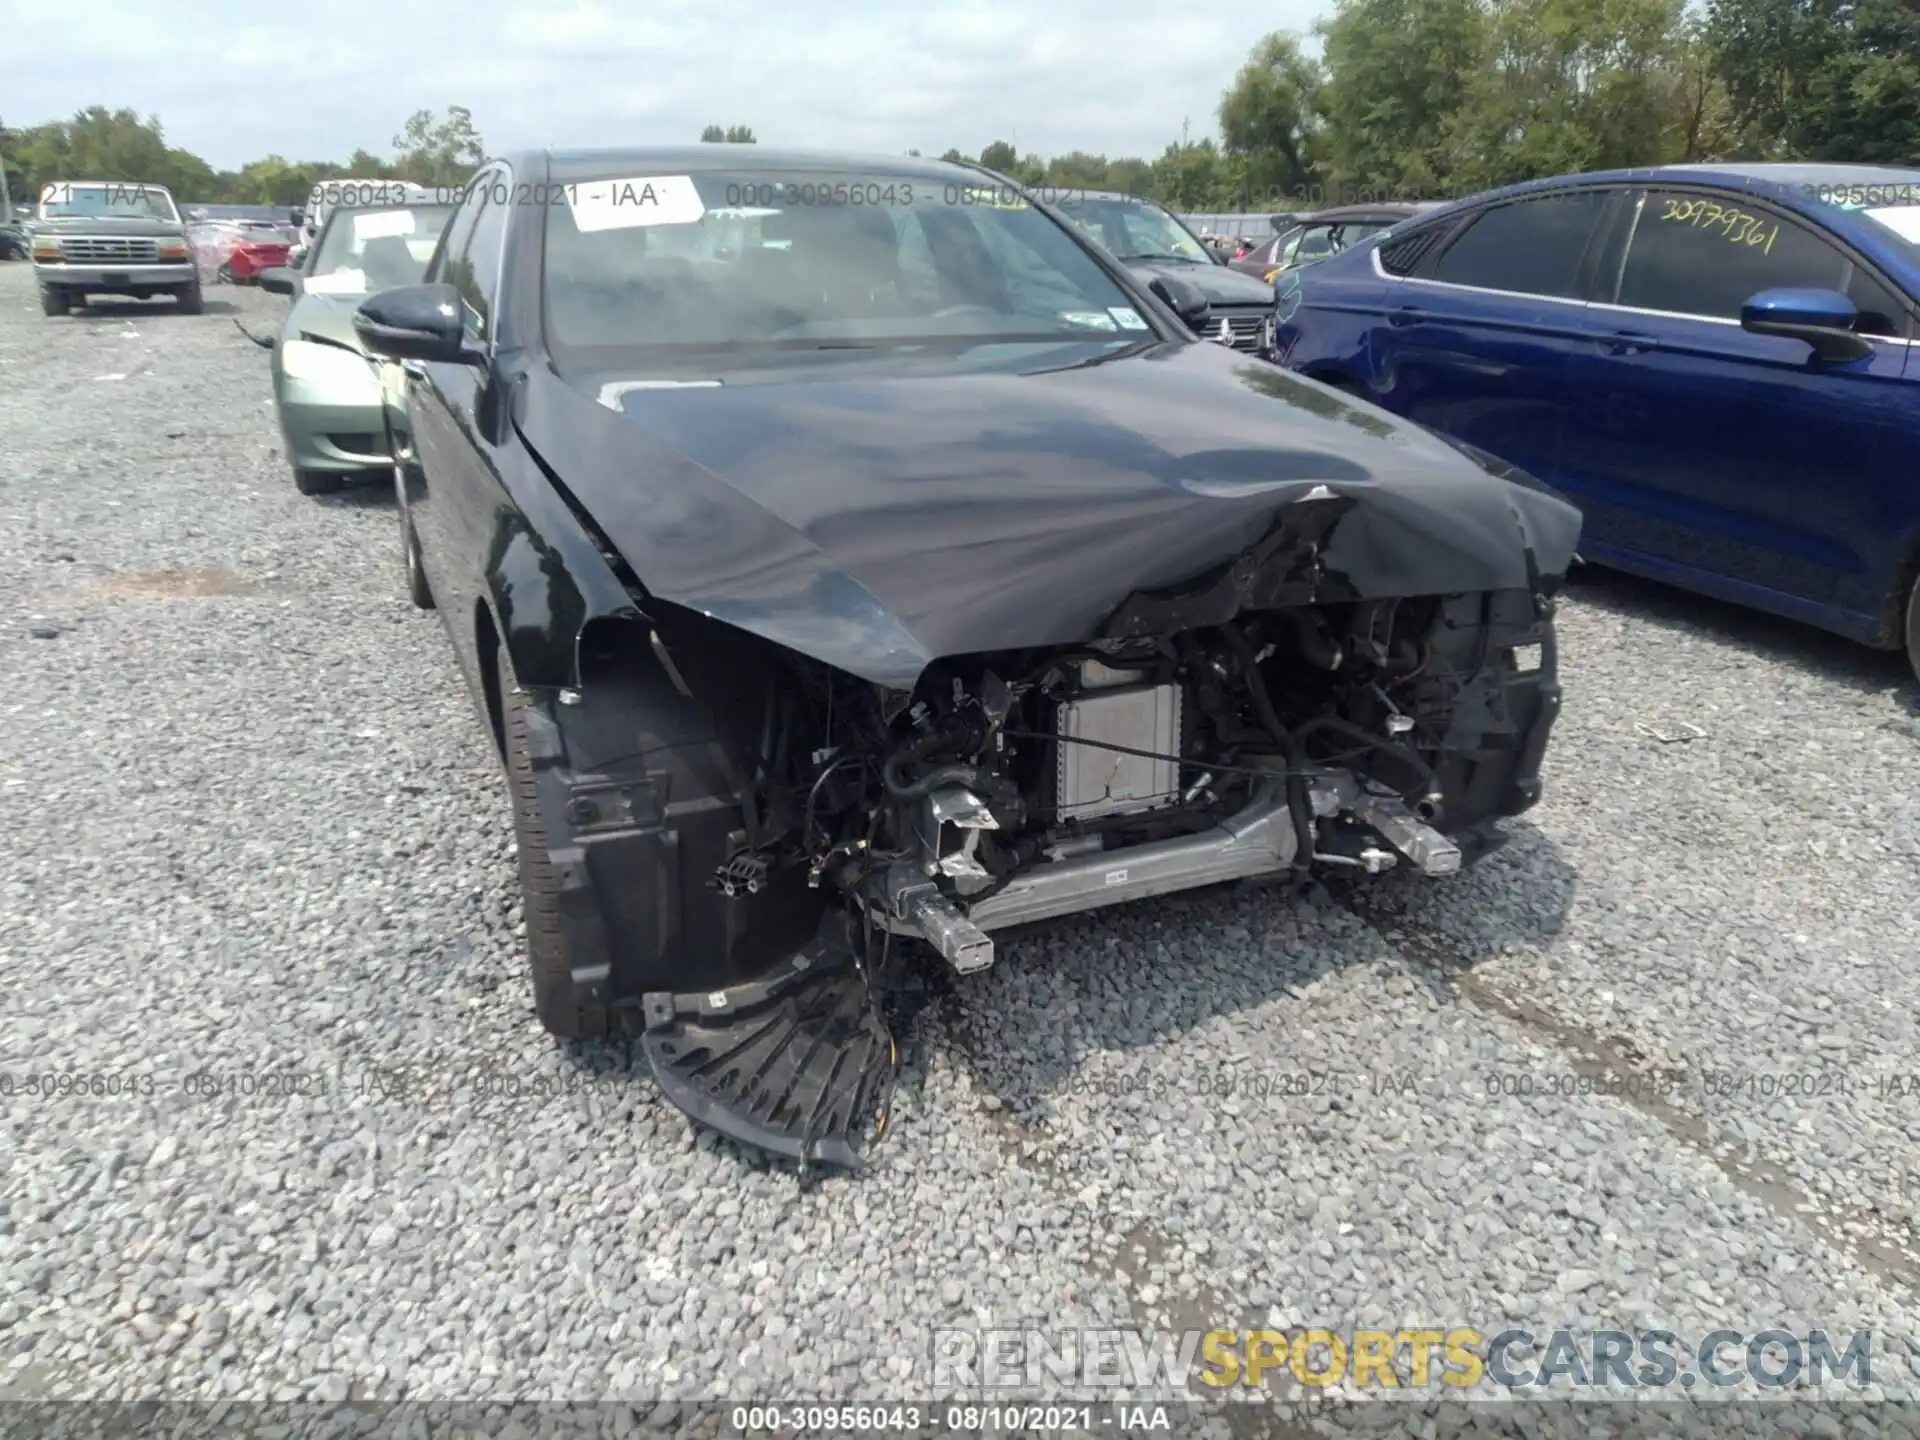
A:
[1060, 196, 1214, 265]
[38, 183, 179, 223]
[1864, 206, 1920, 251]
[1734, 168, 1920, 258]
[543, 170, 1156, 355]
[305, 204, 456, 295]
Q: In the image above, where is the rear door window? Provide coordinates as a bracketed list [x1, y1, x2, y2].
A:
[1429, 190, 1607, 298]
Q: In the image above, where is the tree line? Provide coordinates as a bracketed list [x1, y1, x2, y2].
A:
[3, 0, 1912, 217]
[0, 106, 486, 210]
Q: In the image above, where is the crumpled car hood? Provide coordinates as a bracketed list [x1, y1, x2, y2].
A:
[518, 339, 1580, 688]
[280, 293, 367, 352]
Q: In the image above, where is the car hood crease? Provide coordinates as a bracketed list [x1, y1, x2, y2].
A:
[518, 344, 1580, 688]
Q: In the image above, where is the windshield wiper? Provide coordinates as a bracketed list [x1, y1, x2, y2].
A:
[1114, 251, 1201, 264]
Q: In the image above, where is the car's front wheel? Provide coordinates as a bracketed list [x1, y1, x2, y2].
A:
[1905, 572, 1920, 684]
[292, 466, 344, 496]
[175, 281, 203, 315]
[498, 642, 611, 1039]
[39, 287, 69, 317]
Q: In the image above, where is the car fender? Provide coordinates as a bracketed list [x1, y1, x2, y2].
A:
[481, 373, 648, 695]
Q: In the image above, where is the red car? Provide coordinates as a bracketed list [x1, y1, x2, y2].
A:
[196, 219, 293, 284]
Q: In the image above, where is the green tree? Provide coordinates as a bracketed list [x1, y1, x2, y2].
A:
[1102, 157, 1153, 196]
[939, 148, 973, 164]
[1150, 138, 1229, 209]
[977, 140, 1019, 173]
[1662, 13, 1739, 161]
[1710, 0, 1920, 160]
[392, 105, 484, 186]
[1315, 0, 1488, 196]
[1441, 0, 1693, 188]
[1043, 151, 1110, 186]
[725, 124, 757, 143]
[700, 125, 727, 141]
[227, 155, 319, 205]
[1217, 33, 1323, 204]
[0, 107, 226, 205]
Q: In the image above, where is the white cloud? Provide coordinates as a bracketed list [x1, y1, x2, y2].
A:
[0, 0, 1327, 171]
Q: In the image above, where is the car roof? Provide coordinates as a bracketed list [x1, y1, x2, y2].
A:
[1448, 163, 1920, 209]
[527, 147, 995, 186]
[1293, 202, 1432, 224]
[1657, 161, 1920, 185]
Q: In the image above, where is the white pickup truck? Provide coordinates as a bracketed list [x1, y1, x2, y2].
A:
[30, 181, 201, 315]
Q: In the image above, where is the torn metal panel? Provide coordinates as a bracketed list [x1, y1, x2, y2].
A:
[514, 339, 1582, 688]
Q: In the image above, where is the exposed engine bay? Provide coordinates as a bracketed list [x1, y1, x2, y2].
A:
[786, 602, 1484, 976]
[616, 581, 1557, 1169]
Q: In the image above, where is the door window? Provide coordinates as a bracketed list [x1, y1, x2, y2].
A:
[428, 183, 485, 286]
[1846, 266, 1906, 337]
[1616, 192, 1847, 320]
[1429, 190, 1607, 298]
[449, 186, 508, 340]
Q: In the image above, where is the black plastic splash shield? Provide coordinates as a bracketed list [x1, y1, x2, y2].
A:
[639, 925, 893, 1169]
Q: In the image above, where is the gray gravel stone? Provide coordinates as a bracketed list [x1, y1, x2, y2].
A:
[0, 264, 1915, 1416]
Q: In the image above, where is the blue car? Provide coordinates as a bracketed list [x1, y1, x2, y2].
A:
[1274, 163, 1920, 679]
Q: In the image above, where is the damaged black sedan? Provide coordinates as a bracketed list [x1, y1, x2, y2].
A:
[355, 148, 1580, 1167]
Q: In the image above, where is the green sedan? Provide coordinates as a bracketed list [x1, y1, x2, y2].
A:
[260, 200, 455, 495]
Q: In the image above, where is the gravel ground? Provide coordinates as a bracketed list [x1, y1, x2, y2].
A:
[3, 261, 1919, 1425]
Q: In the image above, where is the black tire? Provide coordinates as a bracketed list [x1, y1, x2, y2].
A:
[401, 506, 434, 609]
[498, 642, 609, 1039]
[39, 287, 69, 317]
[293, 467, 344, 495]
[1905, 572, 1920, 685]
[176, 281, 204, 315]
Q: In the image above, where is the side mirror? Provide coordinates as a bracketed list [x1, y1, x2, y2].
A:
[353, 282, 469, 363]
[258, 267, 299, 296]
[1740, 286, 1872, 362]
[1148, 273, 1211, 329]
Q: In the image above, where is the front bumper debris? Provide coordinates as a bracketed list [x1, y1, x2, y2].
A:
[639, 924, 893, 1169]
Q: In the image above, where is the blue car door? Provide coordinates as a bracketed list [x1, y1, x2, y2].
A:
[1555, 187, 1910, 625]
[1361, 188, 1618, 486]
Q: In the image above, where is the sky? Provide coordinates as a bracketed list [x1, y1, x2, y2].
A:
[2, 0, 1328, 171]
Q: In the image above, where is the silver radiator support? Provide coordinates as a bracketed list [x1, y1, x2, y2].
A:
[964, 779, 1300, 931]
[880, 766, 1471, 974]
[881, 780, 1307, 972]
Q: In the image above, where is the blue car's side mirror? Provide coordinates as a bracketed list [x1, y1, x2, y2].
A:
[1740, 287, 1872, 363]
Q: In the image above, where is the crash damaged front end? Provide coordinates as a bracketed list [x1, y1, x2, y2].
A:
[512, 483, 1567, 1168]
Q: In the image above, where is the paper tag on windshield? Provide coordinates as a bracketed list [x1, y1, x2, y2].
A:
[304, 270, 368, 295]
[1109, 307, 1149, 330]
[1060, 310, 1119, 330]
[568, 176, 706, 233]
[355, 210, 416, 239]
